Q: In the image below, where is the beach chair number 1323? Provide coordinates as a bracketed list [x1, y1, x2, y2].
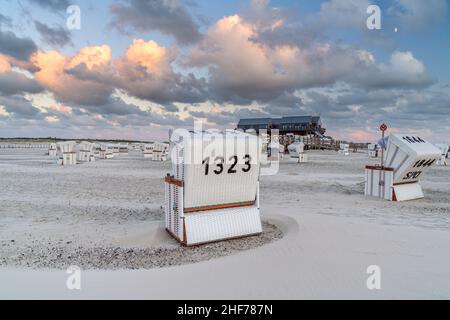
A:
[202, 155, 252, 175]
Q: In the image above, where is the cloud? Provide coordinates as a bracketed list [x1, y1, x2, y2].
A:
[349, 130, 378, 141]
[26, 39, 207, 115]
[0, 90, 189, 139]
[0, 54, 11, 73]
[182, 84, 450, 142]
[362, 51, 433, 89]
[0, 13, 12, 27]
[1, 0, 447, 142]
[307, 0, 448, 49]
[26, 0, 73, 12]
[44, 115, 59, 123]
[65, 39, 208, 108]
[110, 0, 201, 45]
[0, 95, 41, 117]
[80, 97, 149, 116]
[47, 103, 72, 114]
[188, 14, 432, 105]
[388, 0, 448, 31]
[111, 111, 191, 128]
[116, 39, 175, 78]
[255, 0, 397, 53]
[0, 54, 43, 95]
[34, 21, 73, 47]
[114, 39, 207, 106]
[0, 71, 43, 96]
[295, 85, 450, 142]
[188, 15, 298, 103]
[262, 91, 304, 115]
[190, 106, 270, 127]
[30, 46, 114, 106]
[316, 0, 370, 31]
[0, 29, 38, 61]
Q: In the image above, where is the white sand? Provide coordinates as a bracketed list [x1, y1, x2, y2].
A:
[0, 149, 449, 299]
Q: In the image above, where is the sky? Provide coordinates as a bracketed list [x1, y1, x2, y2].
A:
[0, 0, 449, 142]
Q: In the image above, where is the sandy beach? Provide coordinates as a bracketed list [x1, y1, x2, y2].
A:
[0, 148, 449, 299]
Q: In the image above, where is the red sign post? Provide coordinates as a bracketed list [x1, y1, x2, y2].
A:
[380, 123, 388, 167]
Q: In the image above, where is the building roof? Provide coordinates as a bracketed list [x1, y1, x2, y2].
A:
[238, 116, 321, 127]
[275, 116, 314, 124]
[237, 118, 272, 126]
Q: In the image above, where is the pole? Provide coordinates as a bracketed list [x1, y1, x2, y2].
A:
[381, 130, 385, 168]
[379, 123, 388, 168]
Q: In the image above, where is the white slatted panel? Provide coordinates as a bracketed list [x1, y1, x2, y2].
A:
[62, 153, 76, 166]
[392, 183, 424, 201]
[184, 205, 262, 246]
[182, 131, 260, 209]
[165, 182, 170, 230]
[364, 168, 393, 200]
